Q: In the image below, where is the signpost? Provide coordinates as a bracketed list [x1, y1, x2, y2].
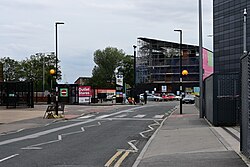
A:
[79, 86, 91, 104]
[116, 74, 123, 103]
[60, 88, 68, 97]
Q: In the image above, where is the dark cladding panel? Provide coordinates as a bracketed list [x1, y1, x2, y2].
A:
[0, 63, 3, 82]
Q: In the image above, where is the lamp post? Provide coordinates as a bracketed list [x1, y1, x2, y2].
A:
[198, 0, 203, 118]
[244, 9, 247, 55]
[55, 22, 64, 116]
[174, 29, 183, 114]
[133, 45, 137, 102]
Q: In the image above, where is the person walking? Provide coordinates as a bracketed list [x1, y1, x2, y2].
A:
[143, 92, 147, 104]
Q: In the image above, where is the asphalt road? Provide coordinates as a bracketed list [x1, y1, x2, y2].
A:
[0, 102, 178, 167]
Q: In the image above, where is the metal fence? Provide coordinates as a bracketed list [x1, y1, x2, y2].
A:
[204, 73, 239, 126]
[0, 81, 34, 108]
[240, 54, 250, 157]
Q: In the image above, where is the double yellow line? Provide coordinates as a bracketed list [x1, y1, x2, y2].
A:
[104, 150, 131, 167]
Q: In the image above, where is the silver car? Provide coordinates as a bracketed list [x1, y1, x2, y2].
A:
[140, 94, 163, 101]
[182, 94, 195, 104]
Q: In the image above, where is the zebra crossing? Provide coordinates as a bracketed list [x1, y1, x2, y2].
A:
[78, 113, 165, 120]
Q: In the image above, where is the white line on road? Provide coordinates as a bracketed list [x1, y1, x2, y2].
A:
[21, 147, 42, 150]
[153, 115, 165, 119]
[104, 118, 163, 121]
[115, 114, 127, 118]
[78, 114, 95, 119]
[23, 122, 102, 149]
[128, 140, 138, 152]
[133, 115, 146, 118]
[96, 115, 110, 119]
[139, 120, 160, 138]
[0, 154, 19, 163]
[0, 105, 149, 146]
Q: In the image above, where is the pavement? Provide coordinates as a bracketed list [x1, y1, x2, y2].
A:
[133, 104, 250, 167]
[0, 103, 249, 167]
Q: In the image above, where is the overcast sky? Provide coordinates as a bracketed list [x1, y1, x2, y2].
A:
[0, 0, 213, 83]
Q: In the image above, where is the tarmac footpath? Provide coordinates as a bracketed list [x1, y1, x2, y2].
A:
[133, 105, 249, 167]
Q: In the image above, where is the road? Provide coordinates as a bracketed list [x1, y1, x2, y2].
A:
[0, 102, 178, 167]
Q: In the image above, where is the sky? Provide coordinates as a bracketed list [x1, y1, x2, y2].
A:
[0, 0, 213, 83]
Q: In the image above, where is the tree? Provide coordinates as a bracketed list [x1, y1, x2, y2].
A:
[0, 53, 62, 91]
[20, 52, 62, 91]
[118, 55, 134, 88]
[0, 57, 22, 81]
[90, 47, 134, 88]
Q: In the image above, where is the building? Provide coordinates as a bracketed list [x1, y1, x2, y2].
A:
[213, 0, 250, 158]
[136, 37, 201, 95]
[0, 63, 3, 82]
[205, 0, 246, 127]
[214, 0, 250, 73]
[74, 77, 91, 85]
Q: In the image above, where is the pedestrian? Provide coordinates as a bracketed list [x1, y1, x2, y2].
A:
[143, 92, 147, 104]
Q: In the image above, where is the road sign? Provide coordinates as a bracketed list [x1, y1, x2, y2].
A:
[60, 88, 68, 97]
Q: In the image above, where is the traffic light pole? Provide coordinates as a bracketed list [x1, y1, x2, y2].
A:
[174, 29, 183, 114]
[55, 22, 64, 116]
[55, 23, 59, 116]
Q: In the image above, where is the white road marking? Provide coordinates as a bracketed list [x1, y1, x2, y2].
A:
[23, 122, 101, 149]
[140, 120, 160, 138]
[134, 115, 146, 118]
[21, 147, 42, 150]
[96, 115, 110, 119]
[127, 140, 138, 152]
[79, 114, 95, 119]
[153, 115, 165, 119]
[103, 118, 163, 121]
[115, 114, 127, 118]
[0, 105, 149, 146]
[58, 135, 62, 141]
[0, 154, 19, 163]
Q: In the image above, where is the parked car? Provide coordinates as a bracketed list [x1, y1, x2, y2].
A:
[106, 94, 116, 101]
[182, 94, 195, 104]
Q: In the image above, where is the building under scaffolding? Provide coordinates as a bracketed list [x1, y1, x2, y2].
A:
[136, 37, 200, 95]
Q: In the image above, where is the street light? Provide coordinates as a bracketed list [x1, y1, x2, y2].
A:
[133, 45, 137, 102]
[174, 29, 183, 114]
[244, 9, 247, 55]
[55, 22, 64, 116]
[198, 0, 204, 118]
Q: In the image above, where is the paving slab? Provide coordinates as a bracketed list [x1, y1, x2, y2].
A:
[134, 104, 248, 167]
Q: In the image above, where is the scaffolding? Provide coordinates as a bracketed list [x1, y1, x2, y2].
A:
[137, 37, 200, 94]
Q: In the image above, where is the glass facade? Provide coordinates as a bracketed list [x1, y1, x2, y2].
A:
[214, 0, 250, 73]
[137, 37, 200, 93]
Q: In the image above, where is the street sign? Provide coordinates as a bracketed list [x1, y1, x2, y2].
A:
[60, 88, 68, 97]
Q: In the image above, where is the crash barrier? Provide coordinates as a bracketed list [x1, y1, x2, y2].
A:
[43, 103, 65, 119]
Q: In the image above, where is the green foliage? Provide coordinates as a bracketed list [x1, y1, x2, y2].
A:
[0, 57, 22, 81]
[90, 47, 134, 88]
[0, 53, 62, 91]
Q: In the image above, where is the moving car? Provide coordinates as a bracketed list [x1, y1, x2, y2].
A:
[182, 94, 195, 104]
[175, 95, 182, 101]
[140, 93, 163, 101]
[162, 93, 176, 101]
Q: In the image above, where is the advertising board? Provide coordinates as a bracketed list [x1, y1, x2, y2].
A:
[79, 86, 91, 104]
